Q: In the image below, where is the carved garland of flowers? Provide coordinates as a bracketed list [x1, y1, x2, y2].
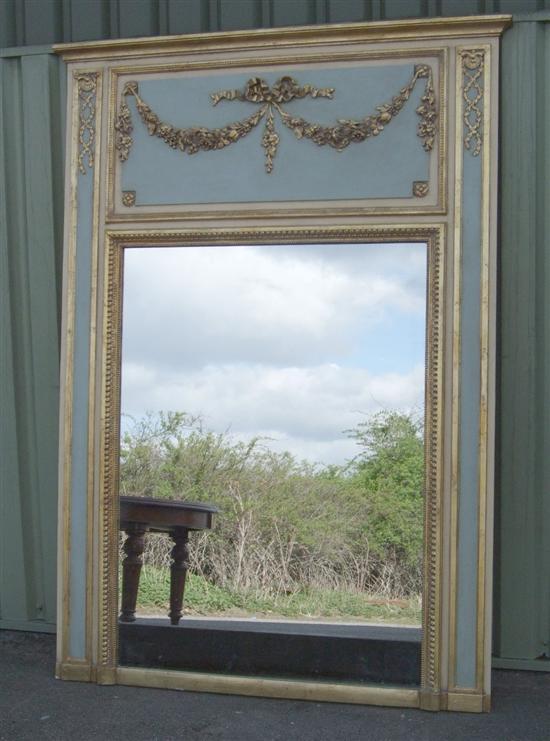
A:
[115, 66, 437, 174]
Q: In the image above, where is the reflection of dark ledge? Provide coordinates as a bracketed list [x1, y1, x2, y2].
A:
[119, 618, 421, 686]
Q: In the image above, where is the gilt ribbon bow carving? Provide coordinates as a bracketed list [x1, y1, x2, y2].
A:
[115, 66, 436, 174]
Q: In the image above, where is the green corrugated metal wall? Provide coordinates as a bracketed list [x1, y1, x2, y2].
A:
[1, 0, 549, 45]
[0, 49, 66, 633]
[0, 0, 549, 665]
[494, 16, 550, 668]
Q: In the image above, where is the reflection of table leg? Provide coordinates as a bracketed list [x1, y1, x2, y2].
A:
[120, 524, 147, 623]
[169, 527, 190, 626]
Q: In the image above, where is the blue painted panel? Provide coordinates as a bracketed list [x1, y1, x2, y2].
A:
[455, 148, 482, 689]
[121, 64, 431, 205]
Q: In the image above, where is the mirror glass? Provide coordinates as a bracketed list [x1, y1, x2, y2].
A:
[117, 241, 427, 686]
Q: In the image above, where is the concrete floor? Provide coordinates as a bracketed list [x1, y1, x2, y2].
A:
[1, 630, 549, 741]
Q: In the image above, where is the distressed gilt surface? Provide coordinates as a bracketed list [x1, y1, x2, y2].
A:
[50, 16, 509, 711]
[0, 0, 544, 694]
[0, 0, 546, 688]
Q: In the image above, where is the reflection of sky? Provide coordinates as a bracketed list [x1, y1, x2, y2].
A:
[121, 243, 427, 465]
[344, 313, 425, 374]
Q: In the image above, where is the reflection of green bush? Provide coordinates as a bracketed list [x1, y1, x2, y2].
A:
[138, 566, 237, 613]
[121, 409, 425, 600]
[346, 410, 425, 574]
[136, 566, 421, 625]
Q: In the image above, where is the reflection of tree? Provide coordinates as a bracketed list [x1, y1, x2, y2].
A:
[345, 410, 425, 593]
[120, 410, 424, 599]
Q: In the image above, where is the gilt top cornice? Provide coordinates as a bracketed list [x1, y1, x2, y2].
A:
[53, 15, 512, 62]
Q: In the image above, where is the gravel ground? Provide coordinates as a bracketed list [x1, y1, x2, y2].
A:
[1, 630, 549, 741]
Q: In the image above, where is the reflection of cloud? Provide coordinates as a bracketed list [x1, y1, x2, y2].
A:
[122, 244, 426, 370]
[121, 244, 427, 465]
[121, 362, 425, 465]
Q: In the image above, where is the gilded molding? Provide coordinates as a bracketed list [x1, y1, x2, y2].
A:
[99, 238, 123, 674]
[76, 72, 98, 174]
[57, 660, 94, 682]
[117, 666, 420, 707]
[100, 226, 443, 698]
[105, 47, 448, 220]
[459, 49, 485, 157]
[421, 227, 444, 698]
[53, 16, 512, 61]
[114, 66, 437, 174]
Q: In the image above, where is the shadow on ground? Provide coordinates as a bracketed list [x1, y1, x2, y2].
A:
[1, 630, 549, 741]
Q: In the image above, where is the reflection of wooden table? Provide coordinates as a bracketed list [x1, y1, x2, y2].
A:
[119, 495, 217, 626]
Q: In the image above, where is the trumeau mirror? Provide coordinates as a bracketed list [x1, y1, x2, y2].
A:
[55, 15, 510, 712]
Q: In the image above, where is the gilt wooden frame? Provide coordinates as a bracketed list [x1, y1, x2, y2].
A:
[54, 15, 510, 712]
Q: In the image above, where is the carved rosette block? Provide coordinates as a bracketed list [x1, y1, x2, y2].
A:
[459, 49, 485, 157]
[114, 68, 437, 175]
[75, 72, 98, 174]
[121, 190, 136, 207]
[413, 181, 429, 198]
